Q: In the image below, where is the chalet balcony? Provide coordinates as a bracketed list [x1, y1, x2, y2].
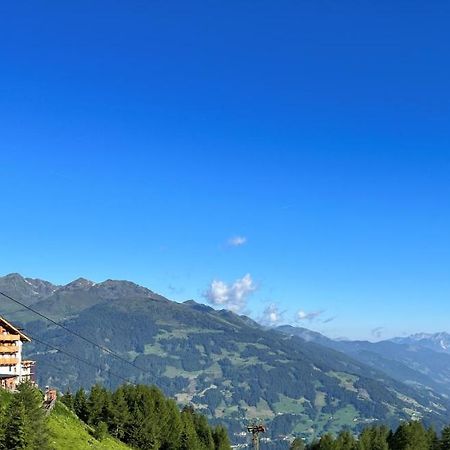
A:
[0, 334, 20, 342]
[21, 360, 35, 369]
[0, 345, 17, 353]
[0, 357, 19, 365]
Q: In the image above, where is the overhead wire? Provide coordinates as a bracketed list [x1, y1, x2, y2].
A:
[28, 333, 133, 385]
[0, 290, 149, 379]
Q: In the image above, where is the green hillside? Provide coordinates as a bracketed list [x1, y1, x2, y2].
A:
[48, 402, 131, 450]
[30, 298, 449, 441]
[2, 273, 450, 446]
[0, 383, 230, 450]
[0, 385, 131, 450]
[278, 325, 450, 399]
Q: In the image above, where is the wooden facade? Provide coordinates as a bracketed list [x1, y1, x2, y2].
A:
[0, 316, 35, 391]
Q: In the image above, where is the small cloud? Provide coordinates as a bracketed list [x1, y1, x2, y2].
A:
[203, 273, 256, 313]
[371, 327, 384, 339]
[227, 236, 247, 247]
[259, 304, 284, 327]
[296, 310, 323, 322]
[322, 316, 336, 324]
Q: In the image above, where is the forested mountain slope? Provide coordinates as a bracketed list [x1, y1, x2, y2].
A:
[1, 273, 449, 445]
[278, 325, 450, 398]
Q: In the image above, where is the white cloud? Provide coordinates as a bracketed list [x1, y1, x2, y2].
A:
[259, 304, 284, 326]
[203, 273, 256, 313]
[228, 236, 247, 247]
[296, 309, 323, 322]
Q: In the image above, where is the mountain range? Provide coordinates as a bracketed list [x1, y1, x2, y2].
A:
[1, 273, 449, 448]
[277, 325, 450, 398]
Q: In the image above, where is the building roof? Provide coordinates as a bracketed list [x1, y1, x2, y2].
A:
[0, 316, 31, 342]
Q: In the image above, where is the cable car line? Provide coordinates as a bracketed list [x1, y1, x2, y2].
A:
[27, 332, 134, 385]
[0, 290, 149, 377]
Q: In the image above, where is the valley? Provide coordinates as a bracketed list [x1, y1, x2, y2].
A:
[1, 273, 450, 447]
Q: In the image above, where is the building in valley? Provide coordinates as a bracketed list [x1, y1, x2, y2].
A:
[0, 316, 35, 390]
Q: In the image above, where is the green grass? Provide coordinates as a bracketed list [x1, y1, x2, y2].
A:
[328, 371, 359, 392]
[273, 394, 306, 414]
[314, 391, 327, 410]
[163, 365, 201, 378]
[155, 327, 223, 340]
[247, 399, 275, 420]
[328, 405, 359, 429]
[143, 342, 170, 357]
[48, 402, 131, 450]
[311, 405, 360, 437]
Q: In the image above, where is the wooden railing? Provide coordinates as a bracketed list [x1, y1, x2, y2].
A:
[22, 360, 35, 367]
[0, 357, 18, 365]
[0, 334, 20, 342]
[0, 345, 17, 353]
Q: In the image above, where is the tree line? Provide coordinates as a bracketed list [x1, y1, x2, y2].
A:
[6, 380, 450, 450]
[290, 421, 450, 450]
[0, 381, 231, 450]
[62, 383, 231, 450]
[0, 381, 49, 450]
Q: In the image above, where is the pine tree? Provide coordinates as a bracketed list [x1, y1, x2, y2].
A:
[61, 389, 74, 410]
[179, 409, 202, 450]
[441, 425, 450, 450]
[358, 426, 389, 450]
[317, 433, 335, 450]
[94, 421, 109, 441]
[3, 397, 27, 450]
[390, 421, 429, 450]
[212, 425, 231, 450]
[427, 426, 439, 450]
[160, 399, 182, 450]
[16, 381, 49, 450]
[87, 384, 110, 426]
[357, 428, 372, 450]
[123, 385, 162, 450]
[74, 388, 89, 423]
[290, 436, 306, 450]
[109, 387, 131, 440]
[307, 439, 321, 450]
[336, 429, 356, 450]
[193, 412, 214, 449]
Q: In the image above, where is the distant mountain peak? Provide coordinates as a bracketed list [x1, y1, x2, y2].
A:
[390, 332, 450, 353]
[63, 277, 95, 290]
[91, 279, 171, 302]
[3, 272, 25, 281]
[409, 331, 450, 340]
[183, 300, 215, 312]
[394, 331, 450, 342]
[183, 299, 198, 305]
[55, 277, 166, 301]
[97, 279, 144, 289]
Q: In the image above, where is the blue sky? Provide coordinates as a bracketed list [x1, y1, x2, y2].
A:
[1, 1, 450, 340]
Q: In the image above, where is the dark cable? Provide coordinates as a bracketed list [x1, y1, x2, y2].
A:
[0, 290, 148, 375]
[28, 333, 134, 385]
